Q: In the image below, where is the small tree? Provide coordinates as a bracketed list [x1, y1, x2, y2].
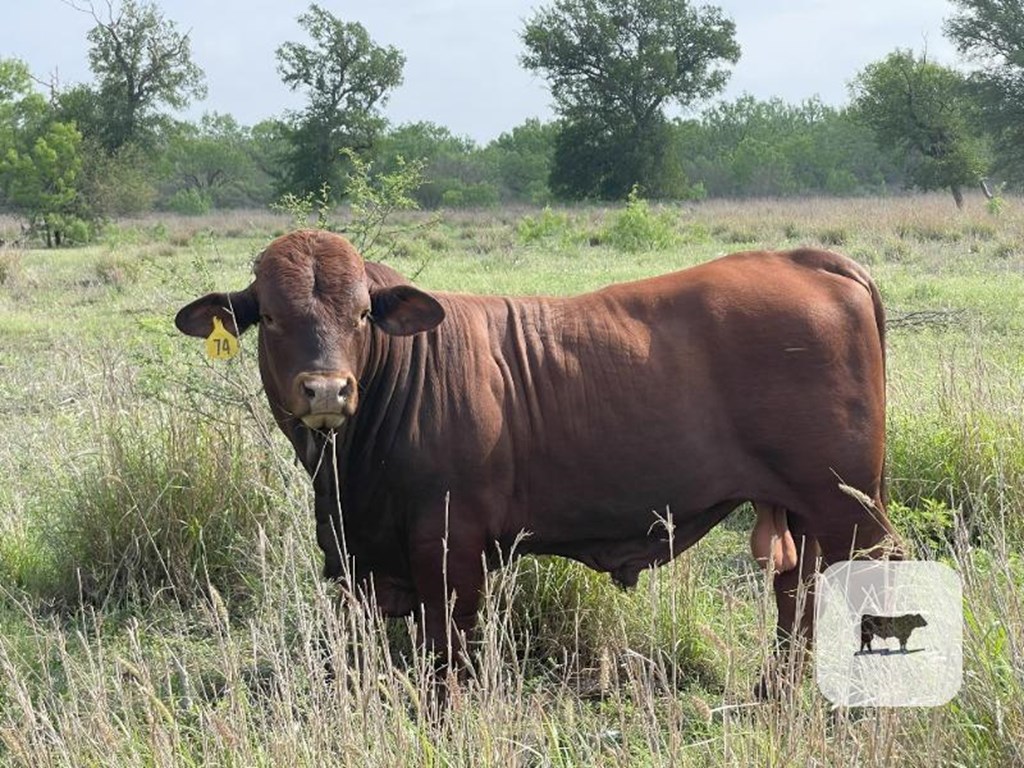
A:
[0, 59, 86, 245]
[68, 0, 206, 151]
[276, 4, 405, 198]
[850, 49, 989, 208]
[1, 122, 84, 245]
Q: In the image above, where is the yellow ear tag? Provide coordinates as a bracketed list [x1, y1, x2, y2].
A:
[205, 316, 239, 360]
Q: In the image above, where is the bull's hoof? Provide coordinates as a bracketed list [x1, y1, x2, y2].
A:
[754, 658, 805, 701]
[322, 557, 343, 581]
[753, 673, 776, 701]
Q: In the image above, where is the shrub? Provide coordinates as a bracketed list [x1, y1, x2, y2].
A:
[0, 249, 22, 285]
[342, 151, 431, 254]
[94, 253, 143, 289]
[516, 206, 573, 244]
[816, 226, 849, 247]
[271, 183, 332, 231]
[167, 188, 213, 216]
[60, 216, 92, 245]
[889, 498, 956, 556]
[439, 182, 500, 209]
[986, 195, 1005, 216]
[21, 407, 284, 608]
[601, 186, 677, 253]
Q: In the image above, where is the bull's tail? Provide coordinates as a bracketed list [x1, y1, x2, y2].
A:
[866, 272, 889, 508]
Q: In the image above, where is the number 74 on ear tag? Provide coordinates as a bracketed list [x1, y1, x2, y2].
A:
[205, 316, 239, 360]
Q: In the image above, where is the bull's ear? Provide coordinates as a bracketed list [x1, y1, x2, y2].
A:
[370, 285, 445, 336]
[175, 287, 259, 338]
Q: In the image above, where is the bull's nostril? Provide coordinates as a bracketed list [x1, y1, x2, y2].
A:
[303, 384, 316, 400]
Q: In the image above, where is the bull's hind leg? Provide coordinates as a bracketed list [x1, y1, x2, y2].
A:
[750, 505, 816, 649]
[755, 513, 820, 699]
[779, 489, 902, 644]
[757, 494, 902, 698]
[814, 495, 903, 568]
[773, 528, 820, 645]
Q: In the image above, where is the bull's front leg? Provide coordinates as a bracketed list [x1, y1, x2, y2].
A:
[292, 427, 346, 579]
[305, 439, 344, 580]
[409, 518, 486, 671]
[313, 487, 344, 579]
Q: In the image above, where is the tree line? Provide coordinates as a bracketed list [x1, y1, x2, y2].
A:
[0, 0, 1020, 245]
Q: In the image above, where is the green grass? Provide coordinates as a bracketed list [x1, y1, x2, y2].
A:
[0, 195, 1022, 765]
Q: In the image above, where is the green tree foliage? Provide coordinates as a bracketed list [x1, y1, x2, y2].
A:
[677, 96, 900, 197]
[374, 119, 558, 208]
[76, 139, 156, 219]
[1, 123, 84, 246]
[276, 4, 404, 198]
[547, 114, 695, 200]
[850, 49, 990, 208]
[53, 83, 107, 146]
[248, 119, 292, 193]
[74, 0, 206, 151]
[54, 91, 159, 220]
[373, 121, 490, 208]
[377, 121, 475, 168]
[481, 118, 558, 204]
[164, 113, 275, 210]
[0, 59, 41, 153]
[44, 1, 206, 222]
[0, 59, 86, 245]
[52, 84, 158, 219]
[944, 0, 1024, 182]
[521, 0, 739, 199]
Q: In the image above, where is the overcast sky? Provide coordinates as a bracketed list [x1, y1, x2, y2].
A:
[1, 0, 959, 144]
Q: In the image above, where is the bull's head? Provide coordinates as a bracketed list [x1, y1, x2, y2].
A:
[175, 230, 444, 430]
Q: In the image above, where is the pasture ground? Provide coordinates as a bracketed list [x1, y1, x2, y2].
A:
[0, 194, 1021, 766]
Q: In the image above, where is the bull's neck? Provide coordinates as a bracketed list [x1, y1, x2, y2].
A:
[337, 324, 429, 501]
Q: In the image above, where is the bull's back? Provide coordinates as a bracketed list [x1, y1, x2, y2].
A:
[419, 249, 885, 537]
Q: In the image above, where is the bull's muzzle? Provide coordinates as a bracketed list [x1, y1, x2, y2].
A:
[295, 372, 357, 429]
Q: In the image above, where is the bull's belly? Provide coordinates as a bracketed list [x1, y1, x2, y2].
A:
[513, 498, 741, 588]
[516, 455, 755, 539]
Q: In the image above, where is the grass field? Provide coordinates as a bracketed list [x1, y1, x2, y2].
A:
[0, 194, 1021, 766]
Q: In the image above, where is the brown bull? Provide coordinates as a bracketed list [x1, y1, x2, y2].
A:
[176, 230, 898, 681]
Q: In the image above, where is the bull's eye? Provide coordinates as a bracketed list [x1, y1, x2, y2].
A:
[261, 314, 274, 326]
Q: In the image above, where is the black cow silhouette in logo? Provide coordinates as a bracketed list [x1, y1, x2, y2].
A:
[859, 613, 928, 653]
